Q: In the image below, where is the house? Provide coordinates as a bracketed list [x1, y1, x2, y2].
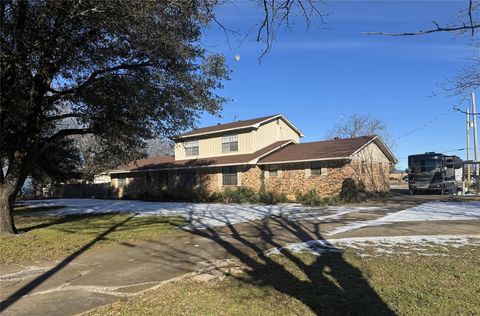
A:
[109, 114, 397, 200]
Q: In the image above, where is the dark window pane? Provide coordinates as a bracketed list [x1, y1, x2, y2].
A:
[178, 171, 197, 187]
[311, 162, 321, 175]
[222, 166, 237, 185]
[269, 165, 278, 177]
[222, 134, 238, 153]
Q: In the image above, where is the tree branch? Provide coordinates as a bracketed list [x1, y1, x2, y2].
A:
[453, 107, 480, 115]
[363, 24, 480, 36]
[46, 113, 83, 121]
[46, 127, 94, 143]
[51, 62, 152, 98]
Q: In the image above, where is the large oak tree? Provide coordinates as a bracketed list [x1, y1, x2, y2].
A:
[0, 0, 231, 233]
[0, 0, 326, 234]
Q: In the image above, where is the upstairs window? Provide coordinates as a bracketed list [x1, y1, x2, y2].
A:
[361, 161, 367, 175]
[310, 162, 322, 176]
[222, 134, 238, 153]
[185, 140, 199, 156]
[222, 166, 238, 186]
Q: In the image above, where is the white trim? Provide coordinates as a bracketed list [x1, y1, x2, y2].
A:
[248, 140, 294, 164]
[258, 157, 351, 165]
[351, 136, 398, 164]
[109, 162, 255, 174]
[176, 114, 304, 139]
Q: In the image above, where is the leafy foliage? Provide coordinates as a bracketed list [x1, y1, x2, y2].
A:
[0, 0, 230, 232]
[295, 189, 340, 206]
[31, 139, 82, 184]
[124, 186, 288, 205]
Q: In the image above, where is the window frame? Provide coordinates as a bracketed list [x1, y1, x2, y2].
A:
[222, 166, 238, 186]
[178, 170, 197, 188]
[222, 134, 239, 153]
[361, 161, 367, 175]
[117, 175, 127, 188]
[269, 165, 278, 177]
[185, 140, 199, 156]
[310, 161, 322, 176]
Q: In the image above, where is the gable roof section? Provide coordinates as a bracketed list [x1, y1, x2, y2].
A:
[177, 114, 304, 139]
[113, 140, 294, 173]
[258, 135, 397, 164]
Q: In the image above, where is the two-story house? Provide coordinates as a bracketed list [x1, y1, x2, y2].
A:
[109, 114, 397, 199]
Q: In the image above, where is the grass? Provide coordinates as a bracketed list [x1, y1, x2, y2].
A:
[87, 245, 480, 316]
[0, 206, 185, 264]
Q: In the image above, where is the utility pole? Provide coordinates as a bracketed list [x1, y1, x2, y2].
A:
[466, 107, 471, 185]
[472, 92, 479, 178]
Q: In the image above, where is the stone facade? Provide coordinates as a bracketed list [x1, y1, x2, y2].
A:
[111, 159, 390, 200]
[257, 159, 389, 200]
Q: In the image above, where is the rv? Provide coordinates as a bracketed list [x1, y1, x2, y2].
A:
[407, 152, 462, 195]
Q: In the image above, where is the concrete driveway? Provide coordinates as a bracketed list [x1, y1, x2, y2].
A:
[1, 196, 479, 316]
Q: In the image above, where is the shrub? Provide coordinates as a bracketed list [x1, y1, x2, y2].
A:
[132, 186, 289, 205]
[339, 178, 366, 203]
[258, 191, 288, 205]
[215, 187, 259, 204]
[296, 189, 340, 206]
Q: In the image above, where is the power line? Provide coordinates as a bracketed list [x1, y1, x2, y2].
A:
[453, 107, 480, 116]
[396, 147, 467, 160]
[393, 109, 453, 142]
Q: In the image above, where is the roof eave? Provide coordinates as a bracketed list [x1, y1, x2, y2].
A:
[350, 136, 398, 164]
[176, 114, 304, 140]
[257, 157, 351, 165]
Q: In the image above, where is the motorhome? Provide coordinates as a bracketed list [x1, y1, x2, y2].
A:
[407, 152, 462, 195]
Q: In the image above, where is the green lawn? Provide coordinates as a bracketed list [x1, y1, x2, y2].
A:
[0, 206, 185, 264]
[87, 245, 480, 316]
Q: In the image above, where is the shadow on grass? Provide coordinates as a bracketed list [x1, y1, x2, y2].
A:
[16, 213, 121, 233]
[0, 214, 137, 312]
[186, 213, 395, 315]
[14, 211, 184, 234]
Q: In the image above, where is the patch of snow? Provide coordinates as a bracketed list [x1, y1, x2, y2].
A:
[267, 239, 342, 256]
[19, 199, 305, 229]
[19, 199, 388, 230]
[266, 234, 480, 257]
[286, 206, 383, 222]
[326, 201, 480, 235]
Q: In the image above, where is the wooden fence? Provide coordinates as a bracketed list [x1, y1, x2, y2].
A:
[49, 183, 115, 199]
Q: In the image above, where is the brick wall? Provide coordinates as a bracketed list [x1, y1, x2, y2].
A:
[110, 159, 390, 200]
[258, 159, 389, 199]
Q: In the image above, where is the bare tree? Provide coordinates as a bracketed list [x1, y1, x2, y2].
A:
[365, 0, 479, 96]
[146, 138, 174, 157]
[327, 114, 393, 148]
[1, 0, 328, 233]
[365, 0, 479, 36]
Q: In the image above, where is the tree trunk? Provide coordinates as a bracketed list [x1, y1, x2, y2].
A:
[0, 184, 18, 234]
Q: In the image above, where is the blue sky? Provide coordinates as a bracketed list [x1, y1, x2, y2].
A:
[197, 1, 478, 169]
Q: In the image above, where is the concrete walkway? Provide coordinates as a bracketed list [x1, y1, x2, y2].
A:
[1, 198, 479, 315]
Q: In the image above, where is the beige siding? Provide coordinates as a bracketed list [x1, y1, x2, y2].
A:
[250, 118, 300, 152]
[174, 129, 253, 160]
[353, 141, 391, 164]
[174, 118, 301, 160]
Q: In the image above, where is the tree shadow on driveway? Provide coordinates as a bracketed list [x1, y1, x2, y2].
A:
[0, 214, 137, 312]
[187, 213, 395, 315]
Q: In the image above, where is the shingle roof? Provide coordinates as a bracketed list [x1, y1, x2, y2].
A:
[258, 136, 377, 164]
[116, 156, 175, 171]
[177, 114, 303, 138]
[115, 140, 293, 172]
